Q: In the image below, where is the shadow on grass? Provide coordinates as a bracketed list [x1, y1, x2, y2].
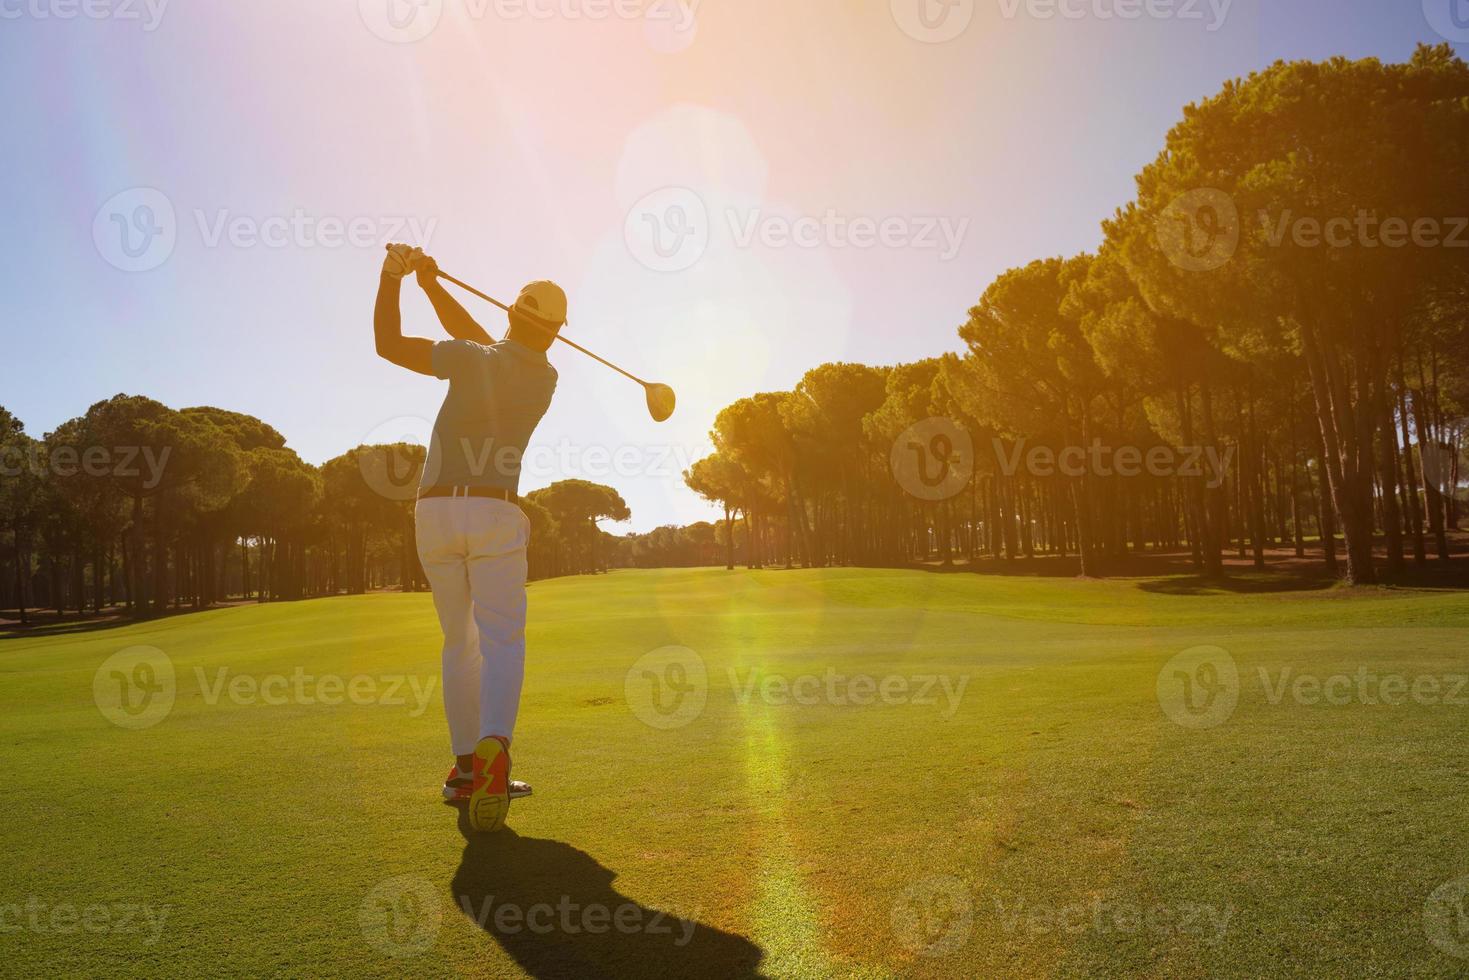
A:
[1135, 573, 1335, 595]
[450, 814, 767, 979]
[0, 615, 153, 641]
[0, 601, 255, 640]
[1137, 555, 1469, 595]
[0, 591, 428, 641]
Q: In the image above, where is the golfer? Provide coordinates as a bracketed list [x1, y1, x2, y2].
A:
[374, 243, 562, 832]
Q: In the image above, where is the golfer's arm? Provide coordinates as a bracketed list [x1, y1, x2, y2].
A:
[422, 278, 495, 344]
[373, 274, 435, 376]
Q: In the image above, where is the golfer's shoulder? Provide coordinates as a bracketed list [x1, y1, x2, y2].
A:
[438, 338, 492, 357]
[490, 340, 557, 377]
[430, 338, 493, 380]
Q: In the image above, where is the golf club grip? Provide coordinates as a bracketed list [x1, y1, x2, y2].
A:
[436, 270, 511, 313]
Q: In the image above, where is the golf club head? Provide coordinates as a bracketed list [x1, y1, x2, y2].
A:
[645, 383, 676, 423]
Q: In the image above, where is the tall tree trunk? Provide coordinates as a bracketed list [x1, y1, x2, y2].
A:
[1299, 320, 1375, 584]
[1392, 349, 1427, 566]
[13, 531, 27, 625]
[1373, 366, 1404, 577]
[1411, 386, 1452, 562]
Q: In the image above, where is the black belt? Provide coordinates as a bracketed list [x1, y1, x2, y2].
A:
[417, 486, 518, 502]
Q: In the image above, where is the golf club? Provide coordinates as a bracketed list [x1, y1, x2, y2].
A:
[389, 248, 676, 423]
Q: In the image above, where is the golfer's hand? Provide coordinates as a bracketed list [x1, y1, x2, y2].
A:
[382, 243, 423, 279]
[414, 253, 441, 290]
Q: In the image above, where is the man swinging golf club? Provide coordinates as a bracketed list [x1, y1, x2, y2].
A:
[374, 243, 562, 832]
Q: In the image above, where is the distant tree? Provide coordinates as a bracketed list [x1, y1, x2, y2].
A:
[684, 452, 749, 569]
[525, 480, 630, 575]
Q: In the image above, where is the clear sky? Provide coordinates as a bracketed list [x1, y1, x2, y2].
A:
[1, 0, 1461, 531]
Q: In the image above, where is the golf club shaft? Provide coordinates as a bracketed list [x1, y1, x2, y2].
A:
[436, 270, 651, 389]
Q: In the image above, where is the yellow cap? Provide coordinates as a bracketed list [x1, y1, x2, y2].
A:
[512, 280, 567, 329]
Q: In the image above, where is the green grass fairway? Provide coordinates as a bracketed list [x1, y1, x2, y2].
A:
[5, 568, 1469, 977]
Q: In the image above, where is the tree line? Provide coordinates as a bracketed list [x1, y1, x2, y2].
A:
[0, 395, 630, 623]
[6, 49, 1467, 613]
[683, 46, 1468, 585]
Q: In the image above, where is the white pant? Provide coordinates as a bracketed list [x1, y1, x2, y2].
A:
[414, 496, 530, 756]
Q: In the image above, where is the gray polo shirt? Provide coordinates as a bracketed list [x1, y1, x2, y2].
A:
[421, 338, 558, 494]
